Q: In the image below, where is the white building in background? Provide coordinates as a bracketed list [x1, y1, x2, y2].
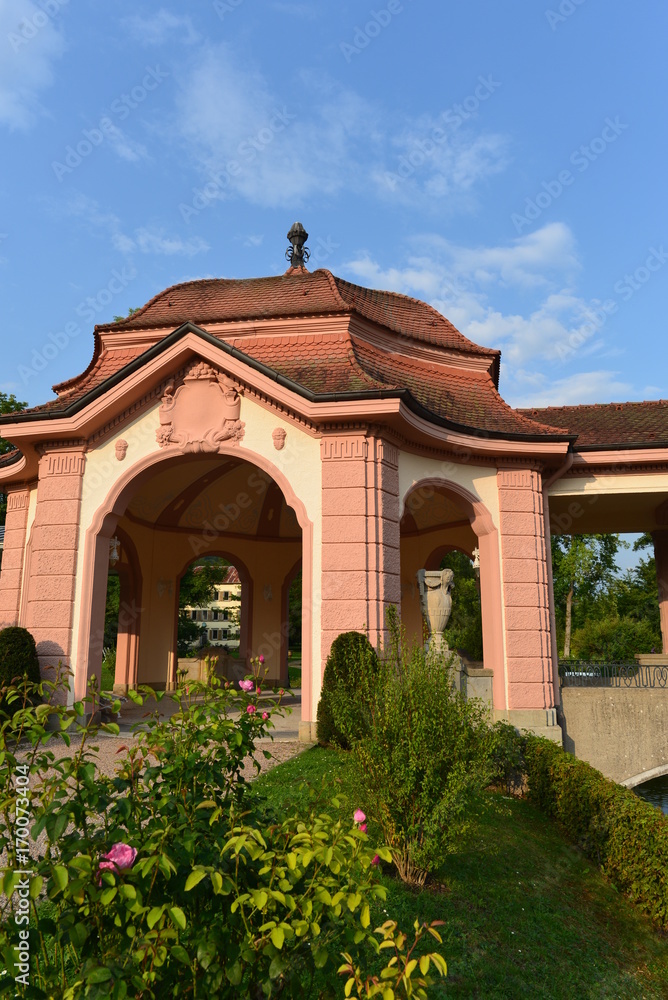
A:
[183, 566, 241, 650]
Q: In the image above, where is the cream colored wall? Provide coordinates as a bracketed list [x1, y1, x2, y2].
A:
[549, 471, 668, 499]
[71, 392, 322, 707]
[19, 486, 38, 618]
[398, 452, 500, 527]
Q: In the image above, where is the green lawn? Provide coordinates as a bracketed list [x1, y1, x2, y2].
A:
[252, 746, 668, 999]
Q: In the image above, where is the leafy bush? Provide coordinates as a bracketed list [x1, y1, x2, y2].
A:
[0, 664, 448, 997]
[524, 735, 668, 929]
[350, 611, 493, 886]
[570, 614, 661, 660]
[483, 721, 527, 796]
[0, 627, 40, 710]
[316, 631, 379, 749]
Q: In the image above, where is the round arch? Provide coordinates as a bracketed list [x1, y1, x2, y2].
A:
[621, 763, 668, 789]
[400, 477, 506, 712]
[74, 444, 314, 710]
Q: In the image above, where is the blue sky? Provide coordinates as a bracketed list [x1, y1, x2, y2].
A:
[1, 0, 666, 421]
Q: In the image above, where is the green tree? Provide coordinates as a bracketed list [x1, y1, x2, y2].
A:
[288, 570, 302, 650]
[103, 575, 121, 649]
[440, 549, 483, 661]
[551, 534, 621, 658]
[0, 392, 27, 528]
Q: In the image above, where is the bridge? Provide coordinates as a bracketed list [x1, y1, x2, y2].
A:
[559, 658, 668, 787]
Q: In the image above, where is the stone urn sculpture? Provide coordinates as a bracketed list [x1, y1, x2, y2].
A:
[416, 568, 455, 655]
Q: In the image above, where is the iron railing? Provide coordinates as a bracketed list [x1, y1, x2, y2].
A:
[559, 660, 668, 689]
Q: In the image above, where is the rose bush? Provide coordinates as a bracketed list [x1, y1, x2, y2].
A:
[0, 661, 447, 997]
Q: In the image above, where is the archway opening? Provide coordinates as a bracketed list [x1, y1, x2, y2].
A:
[79, 450, 308, 697]
[398, 477, 504, 710]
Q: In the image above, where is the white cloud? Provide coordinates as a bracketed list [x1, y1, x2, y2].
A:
[122, 10, 199, 46]
[342, 224, 638, 404]
[54, 194, 208, 257]
[112, 227, 209, 257]
[243, 234, 264, 248]
[173, 46, 379, 208]
[373, 129, 510, 210]
[171, 44, 512, 212]
[0, 0, 66, 129]
[103, 122, 149, 163]
[507, 370, 634, 408]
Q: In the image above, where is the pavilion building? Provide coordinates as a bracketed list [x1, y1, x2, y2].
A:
[1, 225, 667, 741]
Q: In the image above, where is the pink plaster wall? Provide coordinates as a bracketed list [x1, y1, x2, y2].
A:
[0, 489, 30, 629]
[498, 468, 556, 711]
[24, 448, 85, 680]
[320, 435, 400, 663]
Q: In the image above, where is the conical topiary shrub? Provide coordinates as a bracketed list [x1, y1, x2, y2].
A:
[316, 631, 379, 748]
[0, 626, 41, 710]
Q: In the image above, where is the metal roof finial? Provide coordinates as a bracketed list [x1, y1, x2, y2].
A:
[285, 222, 310, 269]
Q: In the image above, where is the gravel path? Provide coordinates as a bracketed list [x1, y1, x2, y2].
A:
[4, 734, 307, 870]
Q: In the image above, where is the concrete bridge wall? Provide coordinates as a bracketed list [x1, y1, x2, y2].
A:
[560, 687, 668, 786]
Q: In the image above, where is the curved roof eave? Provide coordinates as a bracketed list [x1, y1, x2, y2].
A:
[1, 322, 574, 448]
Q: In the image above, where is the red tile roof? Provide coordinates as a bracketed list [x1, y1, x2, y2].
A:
[517, 401, 668, 449]
[95, 269, 498, 360]
[9, 267, 663, 449]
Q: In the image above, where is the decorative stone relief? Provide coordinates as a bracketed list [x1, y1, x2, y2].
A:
[156, 361, 245, 453]
[115, 439, 128, 461]
[417, 568, 454, 654]
[272, 428, 287, 451]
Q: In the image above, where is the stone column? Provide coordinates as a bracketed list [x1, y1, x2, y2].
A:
[24, 445, 85, 684]
[497, 468, 561, 740]
[321, 434, 400, 667]
[0, 488, 31, 629]
[652, 530, 668, 655]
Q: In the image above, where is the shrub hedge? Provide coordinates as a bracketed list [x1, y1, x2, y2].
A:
[524, 734, 668, 929]
[316, 631, 379, 749]
[0, 626, 41, 711]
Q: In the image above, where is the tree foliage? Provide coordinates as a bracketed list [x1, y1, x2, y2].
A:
[0, 392, 27, 528]
[440, 550, 483, 661]
[552, 532, 662, 660]
[179, 557, 229, 609]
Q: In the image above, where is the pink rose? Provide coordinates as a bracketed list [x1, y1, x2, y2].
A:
[246, 704, 256, 714]
[99, 842, 137, 881]
[239, 680, 254, 692]
[259, 655, 265, 664]
[371, 855, 380, 866]
[262, 712, 269, 721]
[353, 810, 366, 824]
[256, 685, 262, 694]
[102, 843, 137, 870]
[359, 824, 367, 833]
